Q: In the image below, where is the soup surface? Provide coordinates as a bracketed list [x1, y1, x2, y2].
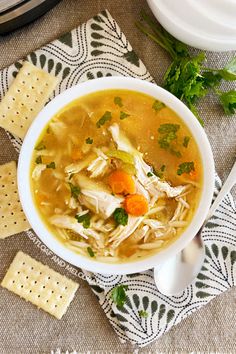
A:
[31, 89, 203, 263]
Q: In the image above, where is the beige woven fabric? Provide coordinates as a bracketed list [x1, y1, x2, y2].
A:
[0, 0, 235, 353]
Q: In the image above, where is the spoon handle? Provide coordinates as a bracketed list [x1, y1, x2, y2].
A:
[207, 160, 236, 220]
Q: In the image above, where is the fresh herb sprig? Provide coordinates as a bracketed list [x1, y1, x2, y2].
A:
[136, 11, 236, 124]
[111, 285, 128, 308]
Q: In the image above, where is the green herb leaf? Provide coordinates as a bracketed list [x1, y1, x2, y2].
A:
[35, 156, 42, 164]
[158, 124, 180, 134]
[218, 57, 236, 81]
[111, 285, 128, 308]
[46, 162, 56, 169]
[177, 161, 195, 175]
[152, 100, 165, 112]
[96, 111, 112, 128]
[69, 182, 81, 199]
[113, 208, 128, 226]
[183, 136, 190, 148]
[35, 141, 46, 151]
[147, 172, 153, 177]
[139, 310, 148, 318]
[219, 90, 236, 115]
[160, 164, 166, 172]
[69, 173, 74, 180]
[202, 71, 222, 88]
[75, 213, 91, 228]
[120, 111, 130, 120]
[87, 247, 95, 257]
[114, 96, 123, 107]
[86, 137, 93, 144]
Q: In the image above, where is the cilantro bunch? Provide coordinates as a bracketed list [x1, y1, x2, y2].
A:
[136, 11, 236, 125]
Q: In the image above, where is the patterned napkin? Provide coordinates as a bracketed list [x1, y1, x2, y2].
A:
[1, 10, 235, 348]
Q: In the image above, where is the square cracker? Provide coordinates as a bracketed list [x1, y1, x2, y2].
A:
[0, 161, 30, 238]
[1, 251, 79, 319]
[0, 61, 58, 139]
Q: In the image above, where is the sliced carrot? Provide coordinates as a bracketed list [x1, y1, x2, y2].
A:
[71, 148, 82, 161]
[124, 194, 149, 216]
[108, 170, 136, 195]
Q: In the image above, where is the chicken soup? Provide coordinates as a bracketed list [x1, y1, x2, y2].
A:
[31, 89, 203, 263]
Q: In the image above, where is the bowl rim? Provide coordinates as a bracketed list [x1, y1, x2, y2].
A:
[18, 76, 215, 275]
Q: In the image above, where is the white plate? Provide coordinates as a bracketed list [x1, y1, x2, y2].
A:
[147, 0, 236, 51]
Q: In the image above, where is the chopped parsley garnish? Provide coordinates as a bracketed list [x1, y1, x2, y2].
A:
[113, 208, 128, 226]
[147, 172, 153, 177]
[35, 156, 42, 164]
[96, 111, 112, 128]
[120, 111, 130, 120]
[158, 124, 180, 134]
[160, 164, 166, 172]
[152, 100, 165, 112]
[35, 141, 46, 151]
[46, 162, 56, 169]
[177, 161, 195, 175]
[87, 247, 95, 257]
[69, 182, 80, 199]
[158, 124, 182, 157]
[114, 96, 123, 107]
[111, 285, 128, 308]
[183, 136, 190, 148]
[86, 137, 93, 144]
[139, 310, 148, 318]
[75, 213, 91, 228]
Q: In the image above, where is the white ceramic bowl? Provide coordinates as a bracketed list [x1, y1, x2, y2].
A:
[18, 77, 215, 275]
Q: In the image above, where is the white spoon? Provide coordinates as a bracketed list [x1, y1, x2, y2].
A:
[154, 160, 236, 296]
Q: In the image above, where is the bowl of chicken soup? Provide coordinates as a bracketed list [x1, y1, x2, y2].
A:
[18, 77, 215, 274]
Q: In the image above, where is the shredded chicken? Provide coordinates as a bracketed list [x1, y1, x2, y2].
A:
[32, 164, 46, 181]
[50, 215, 100, 240]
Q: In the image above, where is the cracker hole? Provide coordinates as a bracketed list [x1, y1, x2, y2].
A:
[2, 184, 5, 187]
[38, 295, 40, 298]
[21, 103, 24, 107]
[7, 107, 11, 110]
[45, 83, 49, 87]
[48, 277, 51, 280]
[16, 112, 19, 115]
[26, 94, 30, 98]
[17, 271, 20, 274]
[56, 282, 59, 285]
[43, 285, 45, 288]
[22, 262, 25, 265]
[17, 89, 21, 93]
[36, 77, 39, 81]
[46, 300, 49, 303]
[11, 212, 14, 215]
[31, 86, 35, 89]
[34, 281, 37, 284]
[2, 114, 5, 118]
[20, 125, 23, 128]
[11, 120, 14, 123]
[21, 285, 23, 288]
[27, 72, 30, 76]
[30, 108, 33, 112]
[31, 267, 34, 270]
[35, 100, 38, 103]
[5, 194, 8, 197]
[12, 97, 15, 101]
[26, 276, 29, 279]
[59, 295, 62, 299]
[29, 290, 32, 293]
[1, 215, 4, 219]
[22, 81, 25, 84]
[55, 305, 57, 308]
[12, 280, 15, 283]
